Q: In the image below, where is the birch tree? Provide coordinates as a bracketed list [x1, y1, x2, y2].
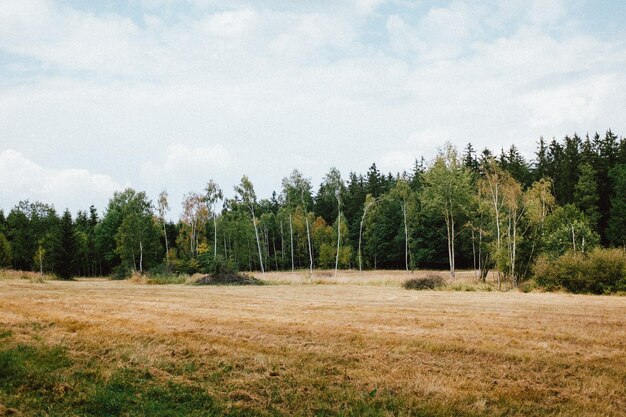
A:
[281, 170, 314, 274]
[157, 190, 170, 269]
[391, 179, 412, 271]
[319, 167, 344, 276]
[235, 176, 264, 273]
[181, 192, 208, 258]
[421, 144, 472, 279]
[358, 194, 378, 272]
[205, 180, 223, 260]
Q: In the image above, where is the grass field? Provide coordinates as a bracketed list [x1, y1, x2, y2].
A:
[0, 270, 625, 416]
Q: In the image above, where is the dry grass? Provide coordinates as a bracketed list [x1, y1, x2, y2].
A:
[0, 271, 625, 416]
[0, 269, 54, 283]
[252, 268, 486, 287]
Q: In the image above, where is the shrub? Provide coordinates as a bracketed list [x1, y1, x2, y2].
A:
[204, 255, 237, 276]
[403, 274, 446, 290]
[533, 249, 626, 294]
[111, 265, 131, 280]
[194, 272, 263, 286]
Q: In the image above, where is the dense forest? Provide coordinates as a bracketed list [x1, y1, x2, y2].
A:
[1, 130, 625, 285]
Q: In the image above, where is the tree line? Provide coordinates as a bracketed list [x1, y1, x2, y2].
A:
[1, 130, 625, 284]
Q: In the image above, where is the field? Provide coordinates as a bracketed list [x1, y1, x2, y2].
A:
[0, 270, 625, 416]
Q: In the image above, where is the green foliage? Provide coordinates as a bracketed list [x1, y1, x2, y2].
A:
[0, 232, 12, 267]
[574, 163, 600, 229]
[533, 249, 626, 294]
[2, 130, 626, 278]
[607, 164, 626, 246]
[543, 205, 599, 258]
[205, 254, 237, 276]
[55, 209, 76, 279]
[403, 274, 447, 290]
[114, 189, 161, 273]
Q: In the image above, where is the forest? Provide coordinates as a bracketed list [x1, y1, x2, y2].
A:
[1, 130, 625, 290]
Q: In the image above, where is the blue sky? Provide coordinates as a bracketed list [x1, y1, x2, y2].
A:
[1, 0, 625, 218]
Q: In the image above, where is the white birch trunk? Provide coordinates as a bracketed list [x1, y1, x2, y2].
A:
[251, 209, 264, 274]
[289, 213, 294, 272]
[402, 202, 409, 271]
[139, 240, 143, 273]
[334, 210, 341, 277]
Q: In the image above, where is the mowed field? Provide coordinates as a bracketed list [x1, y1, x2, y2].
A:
[0, 271, 625, 416]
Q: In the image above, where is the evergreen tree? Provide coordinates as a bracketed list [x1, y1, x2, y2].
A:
[534, 137, 549, 180]
[500, 145, 532, 187]
[56, 209, 76, 279]
[366, 163, 384, 197]
[607, 164, 626, 247]
[0, 232, 12, 267]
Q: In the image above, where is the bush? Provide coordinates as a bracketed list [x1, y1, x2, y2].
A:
[194, 272, 263, 286]
[533, 249, 626, 294]
[203, 255, 237, 276]
[111, 265, 131, 280]
[403, 274, 446, 290]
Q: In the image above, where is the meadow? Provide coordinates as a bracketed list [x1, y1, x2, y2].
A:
[0, 270, 625, 416]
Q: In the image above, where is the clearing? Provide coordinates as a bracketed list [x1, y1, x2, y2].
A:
[0, 271, 625, 416]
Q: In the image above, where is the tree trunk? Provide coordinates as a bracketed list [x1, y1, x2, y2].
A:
[251, 211, 265, 273]
[335, 211, 341, 277]
[471, 227, 477, 280]
[402, 202, 409, 271]
[280, 219, 285, 267]
[139, 240, 143, 273]
[213, 214, 218, 259]
[289, 213, 294, 272]
[445, 212, 455, 280]
[162, 221, 169, 270]
[305, 213, 313, 274]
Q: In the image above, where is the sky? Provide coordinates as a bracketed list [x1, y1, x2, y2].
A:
[1, 0, 625, 219]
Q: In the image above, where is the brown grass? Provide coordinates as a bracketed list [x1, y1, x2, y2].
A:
[0, 271, 625, 416]
[252, 268, 485, 287]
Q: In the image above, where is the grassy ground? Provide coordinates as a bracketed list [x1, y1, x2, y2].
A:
[0, 271, 625, 416]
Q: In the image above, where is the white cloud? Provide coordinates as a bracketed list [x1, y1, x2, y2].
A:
[0, 0, 624, 216]
[140, 143, 232, 182]
[523, 75, 614, 128]
[0, 149, 124, 213]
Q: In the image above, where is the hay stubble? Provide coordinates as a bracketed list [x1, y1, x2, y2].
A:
[0, 276, 624, 416]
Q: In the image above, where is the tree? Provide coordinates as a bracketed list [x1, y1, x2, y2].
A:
[6, 201, 58, 272]
[390, 179, 413, 271]
[0, 232, 12, 267]
[421, 144, 472, 279]
[282, 170, 314, 274]
[56, 209, 76, 279]
[544, 205, 599, 257]
[358, 194, 378, 271]
[574, 163, 600, 230]
[205, 180, 223, 260]
[607, 164, 626, 247]
[113, 189, 160, 273]
[234, 176, 264, 273]
[157, 190, 170, 269]
[181, 192, 208, 259]
[522, 178, 556, 277]
[318, 168, 345, 275]
[34, 245, 45, 274]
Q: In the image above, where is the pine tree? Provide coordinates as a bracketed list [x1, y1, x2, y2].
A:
[56, 209, 76, 279]
[607, 164, 626, 247]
